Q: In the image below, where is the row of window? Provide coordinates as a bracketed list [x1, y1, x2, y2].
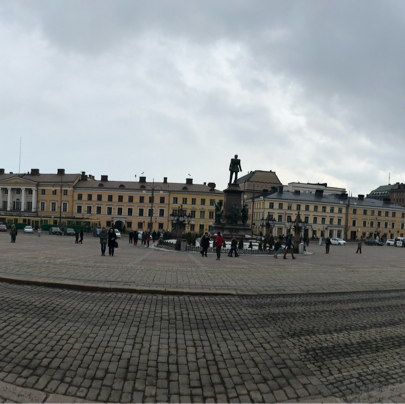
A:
[172, 197, 216, 206]
[77, 194, 167, 203]
[352, 208, 401, 218]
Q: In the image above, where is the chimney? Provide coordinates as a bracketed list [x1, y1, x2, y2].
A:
[278, 186, 283, 193]
[203, 182, 206, 185]
[163, 177, 168, 184]
[101, 175, 108, 182]
[358, 194, 364, 201]
[31, 169, 40, 175]
[139, 176, 146, 183]
[207, 182, 216, 189]
[294, 190, 301, 195]
[315, 189, 324, 197]
[57, 168, 65, 175]
[0, 169, 4, 175]
[81, 171, 87, 181]
[186, 178, 193, 185]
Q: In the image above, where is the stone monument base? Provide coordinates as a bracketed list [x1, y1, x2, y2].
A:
[211, 224, 253, 241]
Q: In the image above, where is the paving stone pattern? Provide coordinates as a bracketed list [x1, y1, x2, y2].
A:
[2, 233, 405, 294]
[2, 284, 405, 402]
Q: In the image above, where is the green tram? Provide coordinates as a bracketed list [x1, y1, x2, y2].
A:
[0, 215, 100, 232]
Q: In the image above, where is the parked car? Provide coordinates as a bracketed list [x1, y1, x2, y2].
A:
[395, 237, 405, 247]
[386, 239, 395, 246]
[49, 227, 63, 235]
[365, 239, 383, 246]
[330, 238, 346, 245]
[93, 227, 102, 237]
[0, 224, 7, 232]
[65, 228, 76, 236]
[114, 229, 121, 239]
[23, 225, 34, 234]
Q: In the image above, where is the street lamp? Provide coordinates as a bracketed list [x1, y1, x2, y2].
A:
[170, 205, 192, 250]
[142, 178, 162, 233]
[260, 213, 276, 242]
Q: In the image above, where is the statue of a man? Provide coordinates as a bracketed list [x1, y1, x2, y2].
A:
[229, 154, 242, 184]
[241, 204, 249, 226]
[214, 200, 223, 225]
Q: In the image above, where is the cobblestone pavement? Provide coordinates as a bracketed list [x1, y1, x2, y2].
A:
[2, 233, 405, 294]
[2, 284, 405, 402]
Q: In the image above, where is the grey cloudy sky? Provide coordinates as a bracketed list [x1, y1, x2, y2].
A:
[1, 0, 404, 194]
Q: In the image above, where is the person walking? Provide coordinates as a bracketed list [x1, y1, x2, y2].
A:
[273, 240, 283, 258]
[215, 232, 224, 260]
[325, 237, 331, 253]
[356, 238, 362, 254]
[283, 234, 296, 259]
[152, 230, 157, 243]
[37, 227, 42, 237]
[146, 232, 151, 248]
[79, 228, 84, 244]
[108, 227, 117, 256]
[142, 231, 146, 245]
[200, 232, 210, 257]
[99, 227, 108, 256]
[228, 236, 239, 257]
[133, 231, 138, 246]
[10, 224, 17, 243]
[129, 230, 133, 244]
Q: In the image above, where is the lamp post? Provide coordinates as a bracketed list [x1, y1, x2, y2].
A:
[170, 205, 192, 250]
[286, 212, 304, 254]
[142, 178, 162, 233]
[260, 213, 276, 243]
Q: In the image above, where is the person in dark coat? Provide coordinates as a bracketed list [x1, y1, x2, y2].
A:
[146, 232, 151, 248]
[129, 231, 133, 244]
[200, 232, 210, 257]
[75, 230, 79, 244]
[79, 229, 84, 244]
[325, 237, 331, 253]
[108, 228, 117, 256]
[99, 227, 108, 256]
[133, 231, 138, 246]
[228, 236, 239, 257]
[283, 234, 296, 259]
[152, 230, 157, 242]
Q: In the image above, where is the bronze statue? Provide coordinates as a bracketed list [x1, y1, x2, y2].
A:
[241, 204, 249, 226]
[229, 154, 242, 184]
[214, 200, 223, 225]
[226, 202, 240, 225]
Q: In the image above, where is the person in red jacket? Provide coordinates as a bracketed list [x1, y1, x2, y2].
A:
[215, 232, 224, 260]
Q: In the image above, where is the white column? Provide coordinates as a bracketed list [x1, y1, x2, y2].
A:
[7, 187, 11, 211]
[21, 188, 26, 212]
[32, 188, 37, 212]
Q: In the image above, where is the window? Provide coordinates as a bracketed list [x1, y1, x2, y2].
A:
[321, 218, 326, 224]
[62, 202, 68, 212]
[97, 194, 102, 201]
[173, 197, 178, 204]
[138, 222, 143, 229]
[51, 202, 57, 211]
[371, 210, 375, 215]
[210, 199, 215, 206]
[384, 222, 388, 228]
[192, 198, 196, 205]
[201, 199, 206, 205]
[329, 218, 334, 225]
[370, 221, 374, 228]
[27, 202, 32, 211]
[297, 204, 301, 211]
[78, 194, 82, 200]
[338, 218, 342, 225]
[86, 194, 92, 201]
[378, 211, 381, 216]
[199, 224, 205, 232]
[182, 198, 187, 204]
[278, 203, 283, 210]
[190, 224, 195, 232]
[363, 220, 367, 227]
[160, 197, 165, 203]
[353, 208, 357, 214]
[108, 195, 113, 202]
[40, 201, 45, 211]
[158, 223, 164, 230]
[385, 211, 389, 217]
[128, 196, 133, 203]
[140, 196, 144, 203]
[377, 221, 381, 228]
[338, 207, 342, 214]
[277, 215, 282, 222]
[41, 189, 46, 195]
[96, 206, 102, 214]
[352, 219, 356, 226]
[391, 222, 395, 229]
[118, 195, 123, 202]
[159, 209, 165, 217]
[148, 208, 153, 217]
[313, 217, 318, 224]
[209, 211, 214, 219]
[304, 216, 309, 223]
[127, 208, 133, 216]
[28, 189, 33, 195]
[287, 204, 292, 210]
[330, 207, 334, 213]
[76, 205, 82, 213]
[402, 223, 404, 230]
[286, 215, 292, 222]
[363, 209, 367, 215]
[117, 207, 123, 216]
[107, 207, 112, 215]
[52, 190, 57, 196]
[106, 221, 111, 227]
[87, 206, 92, 214]
[139, 208, 144, 217]
[305, 205, 309, 211]
[149, 197, 154, 203]
[191, 211, 196, 218]
[314, 206, 318, 212]
[200, 211, 205, 219]
[269, 202, 274, 209]
[127, 221, 132, 229]
[392, 212, 396, 218]
[322, 206, 326, 212]
[63, 190, 68, 196]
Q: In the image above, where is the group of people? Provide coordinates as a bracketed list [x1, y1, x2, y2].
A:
[128, 230, 161, 247]
[199, 232, 239, 259]
[98, 227, 118, 256]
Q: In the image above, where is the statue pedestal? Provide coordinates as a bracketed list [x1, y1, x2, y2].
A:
[211, 183, 253, 241]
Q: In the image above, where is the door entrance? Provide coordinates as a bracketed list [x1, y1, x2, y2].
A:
[350, 231, 357, 240]
[114, 220, 124, 230]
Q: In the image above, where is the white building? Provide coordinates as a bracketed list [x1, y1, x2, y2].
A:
[283, 182, 346, 195]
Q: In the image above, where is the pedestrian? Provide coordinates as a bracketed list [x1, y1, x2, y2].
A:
[356, 238, 362, 254]
[99, 227, 108, 256]
[38, 227, 42, 237]
[325, 237, 331, 253]
[133, 231, 138, 246]
[108, 227, 117, 256]
[283, 233, 296, 259]
[142, 232, 146, 245]
[200, 232, 210, 257]
[129, 230, 133, 244]
[75, 230, 79, 244]
[228, 236, 239, 257]
[157, 230, 161, 240]
[152, 230, 157, 243]
[215, 232, 224, 260]
[273, 240, 283, 258]
[146, 232, 151, 248]
[79, 228, 84, 244]
[10, 224, 17, 243]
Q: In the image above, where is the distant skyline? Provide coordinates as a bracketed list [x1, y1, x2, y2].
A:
[1, 1, 404, 194]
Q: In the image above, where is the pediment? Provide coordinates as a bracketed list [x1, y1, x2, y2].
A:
[0, 176, 37, 186]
